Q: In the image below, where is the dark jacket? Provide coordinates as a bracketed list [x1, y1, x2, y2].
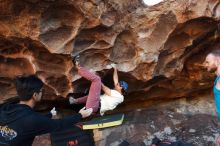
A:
[0, 103, 82, 146]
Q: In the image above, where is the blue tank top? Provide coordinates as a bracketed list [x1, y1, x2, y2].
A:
[213, 75, 220, 118]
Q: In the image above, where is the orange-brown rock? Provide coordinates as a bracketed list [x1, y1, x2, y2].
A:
[0, 0, 220, 104]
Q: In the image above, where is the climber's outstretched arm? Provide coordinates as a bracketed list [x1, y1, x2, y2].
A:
[101, 83, 111, 96]
[112, 65, 119, 87]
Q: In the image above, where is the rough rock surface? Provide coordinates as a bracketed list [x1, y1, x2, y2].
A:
[0, 0, 220, 102]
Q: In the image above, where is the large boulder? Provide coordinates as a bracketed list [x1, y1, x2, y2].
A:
[0, 0, 219, 104]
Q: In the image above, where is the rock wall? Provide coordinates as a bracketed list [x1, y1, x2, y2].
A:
[0, 0, 220, 103]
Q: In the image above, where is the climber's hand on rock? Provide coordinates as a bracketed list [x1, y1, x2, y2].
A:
[111, 63, 117, 68]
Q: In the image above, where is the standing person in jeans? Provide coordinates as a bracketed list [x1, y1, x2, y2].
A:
[69, 55, 128, 116]
[0, 75, 92, 146]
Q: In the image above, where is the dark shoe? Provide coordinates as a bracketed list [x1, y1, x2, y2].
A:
[69, 96, 77, 104]
[71, 53, 80, 66]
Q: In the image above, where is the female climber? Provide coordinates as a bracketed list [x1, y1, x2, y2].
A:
[69, 54, 128, 116]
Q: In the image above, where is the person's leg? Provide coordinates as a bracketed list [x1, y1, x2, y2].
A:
[75, 95, 88, 104]
[78, 67, 101, 113]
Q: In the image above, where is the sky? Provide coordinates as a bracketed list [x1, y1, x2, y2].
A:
[142, 0, 164, 6]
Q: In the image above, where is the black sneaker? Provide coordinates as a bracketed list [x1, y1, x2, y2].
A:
[71, 52, 80, 66]
[69, 96, 77, 104]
